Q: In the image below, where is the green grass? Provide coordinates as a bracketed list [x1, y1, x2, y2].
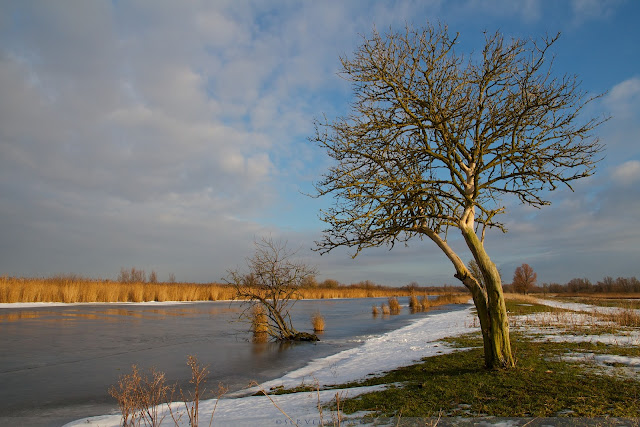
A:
[505, 299, 570, 316]
[335, 332, 640, 419]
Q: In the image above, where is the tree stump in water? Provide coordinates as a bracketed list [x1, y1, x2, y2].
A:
[289, 332, 319, 342]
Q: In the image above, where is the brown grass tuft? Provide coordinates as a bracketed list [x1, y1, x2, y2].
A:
[372, 305, 379, 316]
[311, 311, 325, 332]
[388, 296, 401, 314]
[420, 295, 432, 311]
[381, 303, 391, 315]
[409, 294, 419, 313]
[251, 305, 269, 342]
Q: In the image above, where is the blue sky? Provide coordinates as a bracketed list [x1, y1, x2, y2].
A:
[0, 0, 638, 286]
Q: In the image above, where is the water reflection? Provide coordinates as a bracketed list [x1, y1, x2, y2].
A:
[0, 305, 241, 323]
[0, 298, 448, 426]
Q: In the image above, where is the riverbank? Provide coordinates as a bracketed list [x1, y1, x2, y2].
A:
[64, 296, 640, 425]
[1, 275, 459, 304]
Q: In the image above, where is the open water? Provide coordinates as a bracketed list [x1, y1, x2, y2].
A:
[0, 297, 441, 426]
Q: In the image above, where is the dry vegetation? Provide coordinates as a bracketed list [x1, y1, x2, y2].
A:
[0, 275, 427, 304]
[109, 355, 225, 427]
[387, 297, 401, 314]
[250, 305, 269, 343]
[311, 311, 325, 332]
[0, 276, 234, 303]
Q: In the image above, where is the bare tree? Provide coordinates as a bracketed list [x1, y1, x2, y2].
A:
[512, 264, 537, 294]
[118, 267, 147, 284]
[226, 238, 319, 341]
[312, 23, 605, 368]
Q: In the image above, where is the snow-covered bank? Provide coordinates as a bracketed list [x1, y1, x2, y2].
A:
[64, 304, 478, 426]
[536, 298, 640, 315]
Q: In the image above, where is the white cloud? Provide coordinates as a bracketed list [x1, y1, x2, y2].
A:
[571, 0, 624, 24]
[604, 77, 640, 119]
[611, 160, 640, 184]
[0, 1, 639, 285]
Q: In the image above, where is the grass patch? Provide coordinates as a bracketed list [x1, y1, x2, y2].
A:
[336, 332, 640, 419]
[504, 298, 563, 316]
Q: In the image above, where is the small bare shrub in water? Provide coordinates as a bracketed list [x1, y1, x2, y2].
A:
[381, 303, 391, 315]
[409, 294, 420, 313]
[311, 311, 325, 332]
[420, 295, 432, 311]
[251, 304, 269, 343]
[388, 296, 401, 315]
[372, 305, 379, 316]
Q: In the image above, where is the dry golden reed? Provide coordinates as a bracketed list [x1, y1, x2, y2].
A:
[432, 293, 472, 305]
[409, 294, 419, 312]
[381, 303, 391, 315]
[0, 276, 235, 304]
[388, 296, 401, 314]
[0, 276, 421, 304]
[311, 311, 325, 332]
[372, 305, 379, 316]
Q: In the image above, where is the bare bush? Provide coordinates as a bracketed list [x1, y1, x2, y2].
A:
[118, 267, 147, 284]
[108, 365, 171, 427]
[226, 237, 319, 341]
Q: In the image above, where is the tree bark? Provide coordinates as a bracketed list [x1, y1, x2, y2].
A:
[460, 224, 515, 369]
[422, 224, 515, 369]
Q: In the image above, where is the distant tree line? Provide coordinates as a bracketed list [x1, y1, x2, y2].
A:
[117, 267, 175, 284]
[538, 276, 640, 294]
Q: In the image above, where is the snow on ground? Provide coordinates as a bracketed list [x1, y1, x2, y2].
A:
[535, 298, 640, 315]
[64, 385, 387, 427]
[64, 305, 478, 426]
[530, 329, 640, 346]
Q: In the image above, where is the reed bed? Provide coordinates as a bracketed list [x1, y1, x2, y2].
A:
[432, 293, 472, 305]
[0, 276, 235, 304]
[0, 276, 417, 304]
[503, 293, 540, 304]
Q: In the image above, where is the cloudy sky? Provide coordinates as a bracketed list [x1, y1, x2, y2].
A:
[1, 0, 638, 286]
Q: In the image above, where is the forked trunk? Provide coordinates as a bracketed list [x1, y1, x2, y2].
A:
[461, 225, 515, 369]
[421, 222, 515, 368]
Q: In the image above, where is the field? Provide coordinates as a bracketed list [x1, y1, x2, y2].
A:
[332, 293, 640, 420]
[0, 275, 465, 304]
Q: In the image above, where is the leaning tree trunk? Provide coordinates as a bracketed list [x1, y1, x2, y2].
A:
[461, 225, 515, 369]
[422, 224, 515, 369]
